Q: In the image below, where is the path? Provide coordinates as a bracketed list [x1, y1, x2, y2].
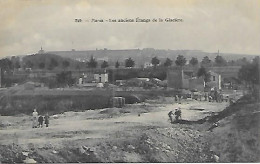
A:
[0, 99, 229, 149]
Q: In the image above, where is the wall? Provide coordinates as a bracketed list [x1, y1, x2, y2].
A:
[189, 77, 204, 91]
[167, 69, 182, 89]
[210, 66, 241, 79]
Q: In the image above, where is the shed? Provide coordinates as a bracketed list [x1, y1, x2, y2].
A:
[110, 97, 125, 108]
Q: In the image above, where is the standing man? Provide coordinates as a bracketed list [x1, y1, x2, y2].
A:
[168, 110, 174, 123]
[44, 113, 49, 127]
[38, 115, 44, 128]
[175, 107, 182, 121]
[32, 109, 38, 128]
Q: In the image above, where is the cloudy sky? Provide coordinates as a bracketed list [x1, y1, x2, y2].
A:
[0, 0, 260, 58]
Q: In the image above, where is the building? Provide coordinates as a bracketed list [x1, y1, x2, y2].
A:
[210, 66, 241, 79]
[78, 70, 108, 85]
[38, 47, 45, 54]
[167, 68, 191, 89]
[143, 62, 153, 68]
[207, 71, 222, 90]
[189, 77, 205, 91]
[167, 68, 221, 91]
[94, 72, 108, 83]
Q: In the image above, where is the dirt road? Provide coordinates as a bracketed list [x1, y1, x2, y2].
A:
[0, 100, 228, 146]
[1, 94, 243, 163]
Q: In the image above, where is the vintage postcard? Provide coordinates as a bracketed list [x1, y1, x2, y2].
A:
[0, 0, 259, 163]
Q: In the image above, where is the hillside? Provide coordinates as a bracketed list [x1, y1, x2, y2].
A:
[22, 53, 85, 70]
[47, 49, 258, 66]
[206, 95, 260, 162]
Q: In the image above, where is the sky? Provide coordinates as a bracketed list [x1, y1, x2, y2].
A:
[0, 0, 260, 58]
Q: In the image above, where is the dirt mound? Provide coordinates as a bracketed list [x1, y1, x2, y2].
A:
[207, 96, 260, 162]
[81, 125, 214, 163]
[0, 145, 24, 163]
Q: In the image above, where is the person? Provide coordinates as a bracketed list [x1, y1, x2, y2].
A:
[214, 90, 218, 102]
[32, 109, 38, 128]
[204, 92, 208, 101]
[168, 110, 174, 123]
[178, 95, 182, 104]
[38, 115, 44, 128]
[175, 108, 182, 121]
[44, 113, 49, 127]
[175, 95, 178, 103]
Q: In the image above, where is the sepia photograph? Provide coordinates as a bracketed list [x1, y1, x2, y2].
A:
[0, 0, 259, 163]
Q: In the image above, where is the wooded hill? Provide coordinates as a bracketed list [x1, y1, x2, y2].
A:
[22, 53, 85, 71]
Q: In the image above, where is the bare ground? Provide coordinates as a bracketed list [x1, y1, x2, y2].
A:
[1, 91, 258, 163]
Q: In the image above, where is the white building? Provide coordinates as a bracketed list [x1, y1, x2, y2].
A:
[143, 62, 153, 68]
[94, 72, 108, 83]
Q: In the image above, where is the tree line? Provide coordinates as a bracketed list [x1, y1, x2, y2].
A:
[0, 54, 252, 73]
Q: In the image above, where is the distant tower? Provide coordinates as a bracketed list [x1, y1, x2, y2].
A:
[38, 46, 45, 54]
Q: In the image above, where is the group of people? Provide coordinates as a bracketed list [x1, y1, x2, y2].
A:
[32, 109, 49, 128]
[207, 90, 224, 103]
[168, 107, 182, 123]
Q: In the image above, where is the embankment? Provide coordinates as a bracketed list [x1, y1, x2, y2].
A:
[0, 88, 177, 115]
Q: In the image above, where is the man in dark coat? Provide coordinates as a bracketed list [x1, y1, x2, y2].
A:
[168, 110, 174, 123]
[38, 115, 44, 128]
[44, 113, 49, 127]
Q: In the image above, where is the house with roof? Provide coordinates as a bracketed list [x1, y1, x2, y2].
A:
[77, 69, 108, 86]
[167, 68, 221, 91]
[94, 71, 108, 83]
[207, 70, 221, 90]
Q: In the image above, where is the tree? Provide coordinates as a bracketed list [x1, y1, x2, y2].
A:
[214, 55, 227, 66]
[175, 55, 186, 67]
[38, 62, 45, 69]
[197, 67, 211, 84]
[56, 71, 75, 87]
[76, 64, 80, 71]
[25, 60, 34, 68]
[14, 61, 21, 69]
[0, 58, 12, 72]
[101, 61, 109, 68]
[238, 56, 259, 86]
[88, 56, 97, 68]
[164, 58, 172, 67]
[201, 56, 211, 67]
[238, 57, 259, 100]
[115, 60, 120, 68]
[151, 57, 160, 67]
[62, 60, 70, 70]
[189, 57, 198, 66]
[48, 58, 58, 70]
[10, 56, 20, 70]
[236, 57, 249, 66]
[125, 57, 135, 68]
